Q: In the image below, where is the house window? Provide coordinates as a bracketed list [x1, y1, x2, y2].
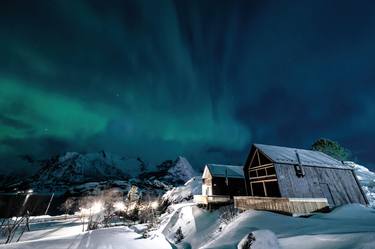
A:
[265, 181, 281, 197]
[257, 168, 266, 177]
[249, 170, 257, 178]
[294, 164, 305, 177]
[266, 167, 276, 175]
[251, 182, 265, 196]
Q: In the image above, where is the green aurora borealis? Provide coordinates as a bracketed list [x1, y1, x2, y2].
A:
[1, 0, 375, 172]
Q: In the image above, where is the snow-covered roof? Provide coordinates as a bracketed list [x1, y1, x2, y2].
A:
[205, 164, 244, 178]
[254, 144, 351, 169]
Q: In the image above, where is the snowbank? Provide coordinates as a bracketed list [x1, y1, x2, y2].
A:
[345, 161, 375, 207]
[161, 204, 222, 248]
[162, 176, 201, 204]
[0, 223, 172, 249]
[2, 203, 375, 249]
[158, 203, 375, 249]
[201, 204, 375, 249]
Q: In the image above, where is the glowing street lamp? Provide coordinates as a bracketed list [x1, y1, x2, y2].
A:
[151, 201, 159, 210]
[113, 201, 126, 211]
[80, 201, 104, 216]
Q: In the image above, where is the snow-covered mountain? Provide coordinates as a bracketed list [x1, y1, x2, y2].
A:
[5, 152, 196, 196]
[345, 161, 375, 207]
[164, 156, 197, 184]
[162, 176, 202, 204]
[139, 156, 197, 186]
[26, 151, 137, 193]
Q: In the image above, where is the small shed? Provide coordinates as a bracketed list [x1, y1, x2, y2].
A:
[194, 164, 246, 206]
[243, 144, 368, 207]
[202, 164, 246, 197]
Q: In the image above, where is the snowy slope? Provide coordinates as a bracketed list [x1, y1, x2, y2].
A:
[2, 202, 375, 249]
[0, 217, 172, 249]
[159, 204, 375, 249]
[162, 176, 201, 204]
[167, 157, 196, 183]
[345, 161, 375, 207]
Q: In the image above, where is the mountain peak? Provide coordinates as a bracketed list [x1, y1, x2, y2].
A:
[168, 156, 196, 183]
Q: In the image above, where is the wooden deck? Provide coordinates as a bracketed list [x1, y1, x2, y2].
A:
[193, 195, 231, 205]
[234, 196, 328, 215]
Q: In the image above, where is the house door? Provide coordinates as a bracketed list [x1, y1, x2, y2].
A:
[320, 183, 335, 207]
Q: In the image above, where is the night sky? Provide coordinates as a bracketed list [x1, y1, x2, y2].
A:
[1, 0, 375, 173]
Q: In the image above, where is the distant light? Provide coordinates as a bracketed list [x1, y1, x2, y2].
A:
[151, 201, 159, 209]
[28, 189, 33, 193]
[91, 201, 104, 214]
[80, 201, 104, 216]
[113, 201, 125, 211]
[128, 202, 137, 211]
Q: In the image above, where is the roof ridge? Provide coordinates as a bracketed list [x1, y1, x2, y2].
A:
[207, 164, 242, 167]
[253, 143, 349, 169]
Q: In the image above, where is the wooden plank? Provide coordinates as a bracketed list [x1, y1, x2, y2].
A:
[234, 196, 328, 215]
[249, 163, 274, 170]
[249, 174, 277, 180]
[250, 179, 278, 184]
[249, 149, 258, 168]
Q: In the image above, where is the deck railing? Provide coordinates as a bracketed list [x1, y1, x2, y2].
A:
[193, 195, 231, 205]
[234, 196, 328, 215]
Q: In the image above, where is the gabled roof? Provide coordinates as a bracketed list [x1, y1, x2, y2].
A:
[253, 144, 351, 169]
[205, 164, 244, 178]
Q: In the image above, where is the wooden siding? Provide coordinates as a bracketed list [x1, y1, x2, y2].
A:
[274, 164, 367, 206]
[234, 196, 328, 215]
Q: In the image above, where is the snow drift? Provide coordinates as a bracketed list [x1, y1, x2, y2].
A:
[162, 176, 201, 204]
[345, 161, 375, 207]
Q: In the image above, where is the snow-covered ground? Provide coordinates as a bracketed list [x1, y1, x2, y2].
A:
[3, 203, 374, 249]
[2, 161, 375, 249]
[0, 216, 172, 249]
[159, 203, 375, 249]
[201, 204, 375, 249]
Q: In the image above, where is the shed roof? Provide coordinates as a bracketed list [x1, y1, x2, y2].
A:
[254, 144, 351, 169]
[206, 164, 244, 178]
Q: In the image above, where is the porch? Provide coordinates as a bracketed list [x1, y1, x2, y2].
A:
[193, 195, 231, 205]
[234, 196, 329, 215]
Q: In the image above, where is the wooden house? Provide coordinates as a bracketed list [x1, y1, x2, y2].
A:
[194, 164, 246, 206]
[240, 144, 368, 209]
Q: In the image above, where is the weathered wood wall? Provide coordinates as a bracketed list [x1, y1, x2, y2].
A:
[274, 164, 367, 206]
[234, 196, 328, 215]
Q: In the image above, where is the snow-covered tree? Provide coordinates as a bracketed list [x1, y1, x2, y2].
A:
[174, 226, 184, 243]
[60, 198, 75, 218]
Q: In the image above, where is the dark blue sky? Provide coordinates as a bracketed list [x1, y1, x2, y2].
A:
[1, 0, 375, 173]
